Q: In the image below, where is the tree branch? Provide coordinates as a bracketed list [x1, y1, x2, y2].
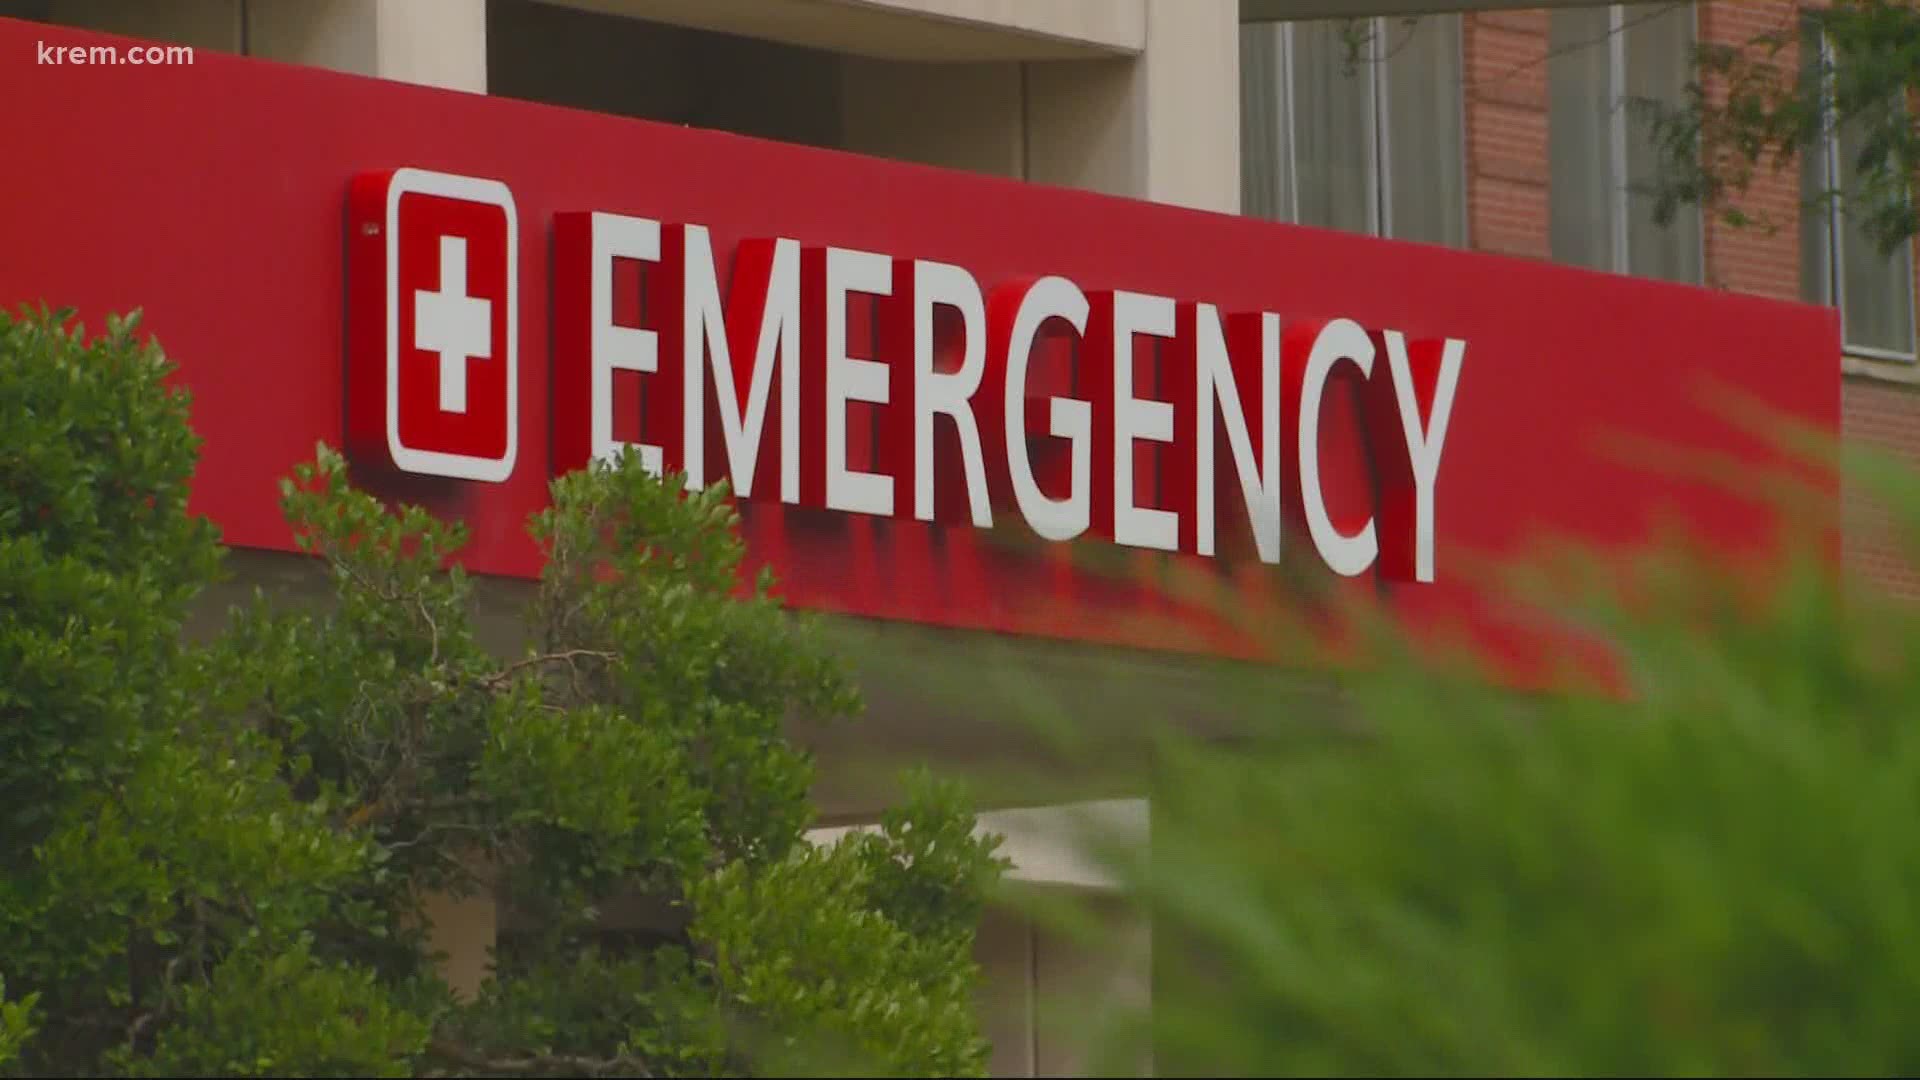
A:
[343, 791, 494, 830]
[478, 649, 615, 692]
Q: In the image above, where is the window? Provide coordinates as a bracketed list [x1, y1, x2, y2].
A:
[1240, 16, 1468, 248]
[1547, 3, 1703, 283]
[1800, 29, 1917, 361]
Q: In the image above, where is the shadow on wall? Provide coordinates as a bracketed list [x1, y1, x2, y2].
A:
[485, 0, 844, 149]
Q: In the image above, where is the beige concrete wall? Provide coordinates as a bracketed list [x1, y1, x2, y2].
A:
[975, 890, 1152, 1078]
[818, 803, 1151, 1076]
[1139, 0, 1240, 214]
[1023, 57, 1142, 198]
[976, 904, 1039, 1077]
[367, 0, 484, 92]
[419, 886, 499, 1002]
[247, 0, 486, 91]
[843, 0, 1146, 55]
[540, 0, 1142, 61]
[247, 0, 379, 77]
[840, 57, 1025, 178]
[1023, 0, 1240, 213]
[44, 0, 1235, 211]
[44, 0, 241, 49]
[488, 0, 842, 147]
[838, 0, 1240, 213]
[42, 0, 484, 89]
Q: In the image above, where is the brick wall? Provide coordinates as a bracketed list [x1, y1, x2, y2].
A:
[1464, 9, 1550, 259]
[1844, 378, 1920, 596]
[1697, 0, 1804, 298]
[1460, 1, 1920, 597]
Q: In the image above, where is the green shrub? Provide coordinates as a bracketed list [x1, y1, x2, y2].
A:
[972, 434, 1920, 1077]
[0, 977, 35, 1070]
[0, 304, 1005, 1077]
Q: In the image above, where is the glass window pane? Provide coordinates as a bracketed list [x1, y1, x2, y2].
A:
[1382, 15, 1466, 247]
[1548, 6, 1617, 271]
[1802, 140, 1836, 307]
[1623, 2, 1701, 283]
[1291, 19, 1376, 235]
[1800, 53, 1834, 307]
[1239, 24, 1292, 222]
[1837, 115, 1917, 355]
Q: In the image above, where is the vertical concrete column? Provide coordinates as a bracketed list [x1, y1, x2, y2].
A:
[1034, 893, 1151, 1077]
[1024, 0, 1239, 215]
[245, 0, 485, 91]
[418, 885, 499, 1003]
[974, 886, 1152, 1078]
[1136, 0, 1239, 215]
[975, 902, 1038, 1078]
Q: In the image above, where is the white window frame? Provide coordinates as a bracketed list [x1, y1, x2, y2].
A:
[1607, 1, 1707, 280]
[1604, 4, 1635, 274]
[1805, 29, 1919, 363]
[1264, 15, 1468, 244]
[1620, 2, 1712, 278]
[1548, 2, 1707, 281]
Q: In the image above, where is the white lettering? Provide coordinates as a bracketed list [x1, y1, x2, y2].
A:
[913, 260, 992, 527]
[1110, 291, 1179, 551]
[1195, 306, 1281, 562]
[1299, 319, 1378, 577]
[1005, 277, 1092, 542]
[558, 217, 1458, 582]
[679, 226, 801, 502]
[824, 246, 895, 516]
[1382, 331, 1465, 583]
[588, 212, 662, 473]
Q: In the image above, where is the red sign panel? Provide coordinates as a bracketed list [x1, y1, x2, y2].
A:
[0, 19, 1840, 684]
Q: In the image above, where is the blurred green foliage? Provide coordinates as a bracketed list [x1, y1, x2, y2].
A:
[0, 305, 1006, 1077]
[978, 432, 1920, 1077]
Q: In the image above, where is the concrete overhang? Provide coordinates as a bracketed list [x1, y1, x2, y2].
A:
[538, 0, 1148, 62]
[538, 0, 1681, 63]
[1242, 0, 1671, 18]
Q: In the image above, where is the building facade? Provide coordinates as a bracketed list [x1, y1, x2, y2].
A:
[21, 0, 1913, 596]
[3, 1, 1891, 1075]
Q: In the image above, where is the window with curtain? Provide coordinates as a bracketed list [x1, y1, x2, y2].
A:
[1800, 28, 1917, 361]
[1547, 2, 1703, 283]
[1239, 15, 1467, 248]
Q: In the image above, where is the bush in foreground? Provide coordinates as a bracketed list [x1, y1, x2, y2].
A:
[0, 305, 1005, 1077]
[978, 441, 1920, 1077]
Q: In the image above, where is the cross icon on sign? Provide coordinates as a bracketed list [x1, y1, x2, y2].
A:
[352, 167, 519, 483]
[413, 235, 492, 413]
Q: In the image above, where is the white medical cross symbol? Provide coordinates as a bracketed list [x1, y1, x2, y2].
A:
[413, 234, 492, 413]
